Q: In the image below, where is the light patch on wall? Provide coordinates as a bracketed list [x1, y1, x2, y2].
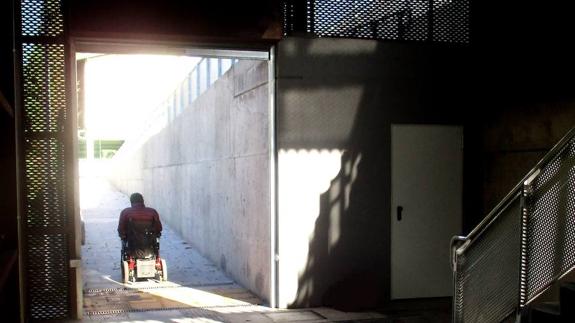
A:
[277, 148, 344, 308]
[281, 37, 379, 57]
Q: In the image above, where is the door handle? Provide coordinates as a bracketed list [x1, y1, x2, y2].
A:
[397, 206, 403, 221]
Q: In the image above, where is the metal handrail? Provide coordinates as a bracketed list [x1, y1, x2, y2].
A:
[455, 126, 575, 250]
[452, 125, 575, 322]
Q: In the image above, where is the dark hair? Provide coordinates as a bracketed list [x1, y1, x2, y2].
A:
[130, 193, 144, 204]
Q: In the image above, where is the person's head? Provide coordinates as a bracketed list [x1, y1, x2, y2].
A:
[130, 192, 144, 205]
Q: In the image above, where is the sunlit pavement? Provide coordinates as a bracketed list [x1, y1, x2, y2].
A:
[79, 176, 388, 323]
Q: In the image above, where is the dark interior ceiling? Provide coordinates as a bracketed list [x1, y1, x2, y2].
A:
[68, 0, 283, 44]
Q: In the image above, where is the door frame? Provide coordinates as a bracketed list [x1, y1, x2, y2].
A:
[15, 33, 278, 321]
[67, 38, 279, 316]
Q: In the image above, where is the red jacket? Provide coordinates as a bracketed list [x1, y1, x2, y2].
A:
[118, 202, 163, 239]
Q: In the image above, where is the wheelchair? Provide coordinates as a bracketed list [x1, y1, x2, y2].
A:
[120, 219, 167, 283]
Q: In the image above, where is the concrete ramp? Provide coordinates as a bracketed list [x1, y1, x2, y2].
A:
[81, 178, 265, 320]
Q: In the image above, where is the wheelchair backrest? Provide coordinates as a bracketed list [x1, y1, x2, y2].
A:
[126, 218, 157, 257]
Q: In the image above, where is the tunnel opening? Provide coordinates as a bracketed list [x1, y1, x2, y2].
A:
[74, 47, 275, 320]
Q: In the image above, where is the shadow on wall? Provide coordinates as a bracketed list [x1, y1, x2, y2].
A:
[281, 40, 395, 308]
[282, 0, 575, 312]
[279, 9, 472, 310]
[289, 150, 386, 311]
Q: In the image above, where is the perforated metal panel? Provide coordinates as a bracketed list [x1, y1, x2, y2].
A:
[453, 129, 575, 321]
[454, 195, 521, 323]
[283, 0, 470, 43]
[523, 140, 575, 303]
[27, 234, 69, 320]
[25, 138, 66, 227]
[22, 43, 67, 133]
[16, 0, 73, 320]
[433, 0, 470, 43]
[21, 0, 64, 37]
[314, 0, 431, 41]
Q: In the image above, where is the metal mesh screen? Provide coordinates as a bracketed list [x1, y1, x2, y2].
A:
[524, 139, 575, 302]
[314, 0, 431, 40]
[21, 0, 64, 37]
[27, 234, 69, 320]
[433, 0, 470, 43]
[454, 195, 521, 323]
[284, 0, 470, 43]
[25, 138, 66, 227]
[22, 43, 67, 133]
[17, 0, 71, 320]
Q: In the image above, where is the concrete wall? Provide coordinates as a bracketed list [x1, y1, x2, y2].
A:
[465, 1, 575, 219]
[275, 37, 471, 309]
[480, 104, 575, 213]
[110, 60, 271, 302]
[273, 3, 575, 308]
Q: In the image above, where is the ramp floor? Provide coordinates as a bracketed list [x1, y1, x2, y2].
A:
[81, 178, 263, 317]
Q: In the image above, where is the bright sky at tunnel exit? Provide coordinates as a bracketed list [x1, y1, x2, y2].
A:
[80, 54, 200, 139]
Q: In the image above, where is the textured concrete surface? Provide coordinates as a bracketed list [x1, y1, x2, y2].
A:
[275, 37, 470, 309]
[109, 60, 271, 303]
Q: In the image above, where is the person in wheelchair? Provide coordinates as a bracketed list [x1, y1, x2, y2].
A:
[117, 193, 166, 282]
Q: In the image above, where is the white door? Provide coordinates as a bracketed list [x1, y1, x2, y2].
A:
[391, 124, 463, 299]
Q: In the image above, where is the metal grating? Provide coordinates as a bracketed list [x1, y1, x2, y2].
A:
[284, 0, 470, 43]
[454, 195, 521, 323]
[24, 138, 66, 227]
[22, 43, 67, 133]
[433, 0, 470, 43]
[21, 0, 64, 37]
[27, 234, 69, 320]
[524, 140, 575, 301]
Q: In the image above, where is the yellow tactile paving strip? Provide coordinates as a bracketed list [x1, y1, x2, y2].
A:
[84, 284, 263, 315]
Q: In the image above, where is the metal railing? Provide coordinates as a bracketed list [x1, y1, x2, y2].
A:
[452, 126, 575, 322]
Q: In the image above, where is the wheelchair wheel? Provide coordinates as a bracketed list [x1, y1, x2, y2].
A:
[161, 259, 168, 281]
[121, 261, 129, 283]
